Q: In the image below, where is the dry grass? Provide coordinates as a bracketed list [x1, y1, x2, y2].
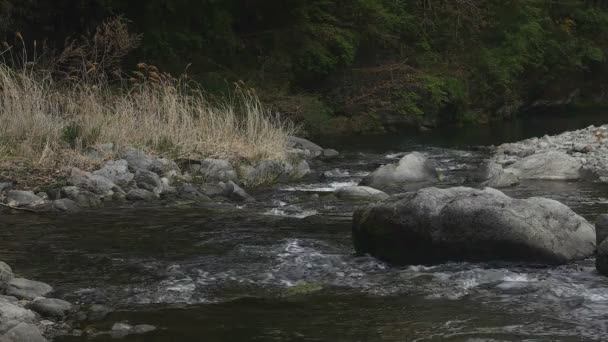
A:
[0, 65, 295, 175]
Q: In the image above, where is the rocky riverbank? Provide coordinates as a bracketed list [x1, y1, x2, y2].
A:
[0, 261, 162, 341]
[486, 125, 608, 187]
[0, 137, 339, 214]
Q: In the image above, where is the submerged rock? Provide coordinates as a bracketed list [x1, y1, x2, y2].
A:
[335, 186, 389, 201]
[360, 152, 438, 190]
[353, 187, 595, 265]
[6, 278, 53, 300]
[110, 323, 156, 338]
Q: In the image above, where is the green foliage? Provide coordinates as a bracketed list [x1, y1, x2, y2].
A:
[3, 0, 608, 132]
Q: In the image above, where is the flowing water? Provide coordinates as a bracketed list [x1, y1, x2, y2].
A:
[3, 113, 608, 341]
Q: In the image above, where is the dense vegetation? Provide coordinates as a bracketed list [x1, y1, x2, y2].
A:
[2, 0, 608, 136]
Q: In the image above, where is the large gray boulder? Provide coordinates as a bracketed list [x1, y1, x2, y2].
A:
[335, 186, 389, 201]
[353, 187, 595, 265]
[4, 191, 45, 209]
[5, 278, 53, 300]
[505, 151, 582, 180]
[93, 160, 134, 189]
[360, 152, 438, 190]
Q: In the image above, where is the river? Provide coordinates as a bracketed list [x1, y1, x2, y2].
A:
[2, 111, 608, 341]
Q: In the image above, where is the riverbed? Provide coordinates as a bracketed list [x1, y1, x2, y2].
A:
[3, 112, 608, 341]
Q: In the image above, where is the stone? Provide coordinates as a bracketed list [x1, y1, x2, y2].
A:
[60, 187, 102, 208]
[286, 159, 311, 180]
[287, 136, 324, 157]
[197, 159, 238, 183]
[335, 186, 389, 201]
[198, 184, 225, 198]
[126, 189, 158, 201]
[2, 323, 47, 342]
[322, 149, 340, 159]
[134, 170, 163, 193]
[4, 191, 45, 208]
[0, 298, 36, 322]
[6, 278, 53, 300]
[28, 298, 72, 318]
[572, 143, 593, 154]
[353, 187, 596, 265]
[0, 262, 13, 288]
[35, 192, 48, 200]
[360, 152, 438, 190]
[483, 162, 520, 188]
[149, 158, 181, 177]
[177, 184, 211, 201]
[93, 160, 134, 189]
[110, 323, 133, 338]
[52, 199, 79, 212]
[596, 214, 608, 246]
[505, 151, 582, 180]
[0, 183, 13, 194]
[68, 168, 123, 196]
[222, 181, 254, 202]
[239, 161, 283, 185]
[122, 147, 153, 171]
[132, 324, 156, 334]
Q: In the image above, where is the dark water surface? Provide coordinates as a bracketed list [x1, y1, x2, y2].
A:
[3, 113, 608, 341]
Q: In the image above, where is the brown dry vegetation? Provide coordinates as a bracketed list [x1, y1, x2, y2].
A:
[0, 18, 295, 188]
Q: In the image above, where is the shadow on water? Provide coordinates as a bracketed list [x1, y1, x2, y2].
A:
[2, 109, 608, 341]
